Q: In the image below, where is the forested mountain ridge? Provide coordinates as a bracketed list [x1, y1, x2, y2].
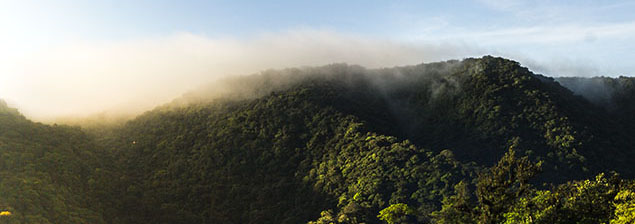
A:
[1, 56, 635, 223]
[0, 100, 106, 223]
[556, 76, 635, 136]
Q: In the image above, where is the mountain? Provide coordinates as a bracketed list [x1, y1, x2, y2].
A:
[0, 100, 106, 223]
[1, 56, 635, 223]
[556, 76, 635, 131]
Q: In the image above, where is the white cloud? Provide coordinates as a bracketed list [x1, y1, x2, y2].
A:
[0, 30, 480, 121]
[2, 24, 633, 122]
[474, 0, 635, 24]
[423, 21, 635, 45]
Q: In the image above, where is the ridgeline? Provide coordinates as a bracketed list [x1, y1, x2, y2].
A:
[2, 56, 635, 223]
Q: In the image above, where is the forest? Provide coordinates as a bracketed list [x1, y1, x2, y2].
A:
[1, 56, 635, 223]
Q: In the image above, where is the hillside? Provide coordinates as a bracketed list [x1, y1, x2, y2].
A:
[0, 100, 106, 223]
[1, 56, 635, 223]
[556, 76, 635, 132]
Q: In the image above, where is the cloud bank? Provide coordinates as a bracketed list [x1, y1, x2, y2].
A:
[0, 30, 481, 121]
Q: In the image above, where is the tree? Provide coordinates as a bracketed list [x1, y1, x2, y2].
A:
[308, 210, 339, 224]
[432, 181, 476, 224]
[612, 189, 635, 224]
[475, 148, 542, 224]
[377, 203, 416, 224]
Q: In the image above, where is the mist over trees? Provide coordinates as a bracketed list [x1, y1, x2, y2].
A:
[1, 56, 635, 223]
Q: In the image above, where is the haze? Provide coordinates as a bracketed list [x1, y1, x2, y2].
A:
[1, 0, 635, 121]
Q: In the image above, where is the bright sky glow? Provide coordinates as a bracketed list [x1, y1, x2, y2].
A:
[1, 0, 635, 120]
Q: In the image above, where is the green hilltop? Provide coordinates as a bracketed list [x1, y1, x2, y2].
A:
[2, 56, 635, 223]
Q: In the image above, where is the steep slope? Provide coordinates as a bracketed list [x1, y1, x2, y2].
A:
[96, 56, 635, 223]
[557, 76, 635, 134]
[2, 56, 635, 223]
[99, 86, 474, 223]
[0, 100, 105, 223]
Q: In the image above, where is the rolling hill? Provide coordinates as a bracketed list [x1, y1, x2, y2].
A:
[1, 56, 635, 223]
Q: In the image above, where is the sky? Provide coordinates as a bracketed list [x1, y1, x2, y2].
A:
[1, 0, 635, 120]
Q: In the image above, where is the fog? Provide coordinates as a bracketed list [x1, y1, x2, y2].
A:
[0, 30, 482, 122]
[1, 29, 630, 123]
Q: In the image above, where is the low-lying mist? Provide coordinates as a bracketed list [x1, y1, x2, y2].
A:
[1, 29, 631, 124]
[555, 76, 635, 110]
[0, 30, 480, 123]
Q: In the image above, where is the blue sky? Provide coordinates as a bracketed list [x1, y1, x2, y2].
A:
[3, 0, 635, 74]
[3, 1, 635, 42]
[1, 0, 635, 119]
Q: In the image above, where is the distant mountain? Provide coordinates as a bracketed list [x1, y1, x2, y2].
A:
[1, 56, 635, 223]
[556, 76, 635, 130]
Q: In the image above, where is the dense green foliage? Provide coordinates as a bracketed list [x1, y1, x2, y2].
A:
[432, 149, 635, 224]
[97, 86, 474, 223]
[0, 100, 105, 223]
[1, 56, 635, 223]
